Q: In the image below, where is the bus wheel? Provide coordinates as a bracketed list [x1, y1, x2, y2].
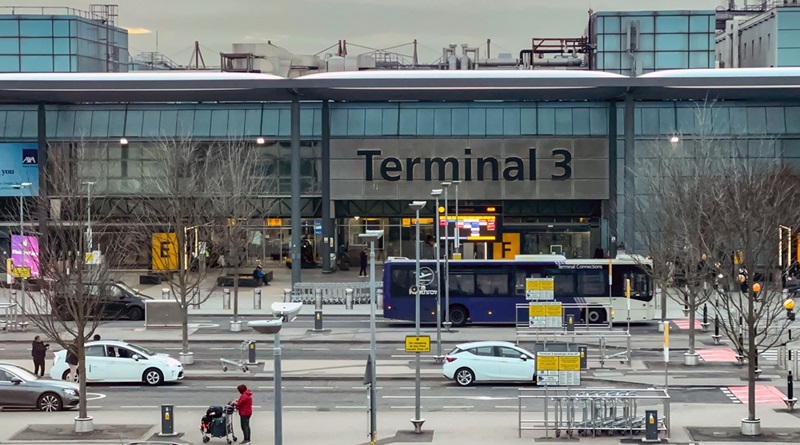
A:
[587, 308, 607, 324]
[449, 305, 468, 327]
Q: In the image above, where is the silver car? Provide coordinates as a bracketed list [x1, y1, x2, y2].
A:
[0, 363, 80, 411]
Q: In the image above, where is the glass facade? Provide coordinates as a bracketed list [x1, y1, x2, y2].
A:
[0, 15, 128, 72]
[592, 10, 715, 74]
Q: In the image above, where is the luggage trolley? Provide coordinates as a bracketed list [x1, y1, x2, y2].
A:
[220, 340, 252, 373]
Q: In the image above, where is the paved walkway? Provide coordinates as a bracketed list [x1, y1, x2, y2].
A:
[0, 402, 797, 444]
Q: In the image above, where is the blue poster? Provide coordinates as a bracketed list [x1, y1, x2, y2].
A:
[0, 143, 39, 196]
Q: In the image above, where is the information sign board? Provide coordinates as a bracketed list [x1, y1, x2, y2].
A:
[404, 336, 431, 353]
[535, 351, 581, 386]
[525, 277, 555, 301]
[528, 302, 563, 328]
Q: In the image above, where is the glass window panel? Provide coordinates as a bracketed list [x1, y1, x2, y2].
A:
[604, 16, 621, 33]
[209, 109, 229, 136]
[141, 110, 161, 137]
[603, 52, 621, 70]
[174, 109, 193, 135]
[278, 109, 291, 137]
[70, 38, 77, 53]
[53, 20, 70, 36]
[749, 139, 775, 158]
[590, 108, 607, 135]
[676, 107, 695, 134]
[364, 108, 383, 136]
[398, 108, 416, 135]
[711, 107, 730, 135]
[729, 107, 747, 135]
[655, 51, 688, 69]
[656, 34, 688, 51]
[108, 110, 126, 137]
[347, 109, 366, 136]
[475, 271, 508, 296]
[223, 108, 244, 137]
[244, 109, 261, 136]
[656, 15, 689, 33]
[53, 38, 70, 55]
[56, 110, 75, 137]
[89, 110, 110, 137]
[415, 108, 434, 136]
[53, 55, 70, 71]
[503, 108, 521, 135]
[570, 108, 589, 135]
[20, 20, 52, 37]
[159, 110, 178, 136]
[746, 107, 767, 134]
[124, 110, 144, 137]
[74, 110, 92, 137]
[520, 108, 536, 134]
[0, 55, 19, 71]
[486, 108, 503, 136]
[578, 270, 606, 296]
[638, 16, 655, 33]
[20, 38, 53, 54]
[658, 108, 676, 135]
[0, 20, 19, 37]
[689, 51, 711, 69]
[449, 272, 475, 296]
[434, 108, 451, 136]
[311, 108, 321, 137]
[641, 108, 660, 135]
[21, 110, 37, 138]
[766, 107, 786, 134]
[537, 108, 555, 135]
[689, 14, 710, 33]
[451, 108, 468, 135]
[20, 55, 52, 72]
[787, 108, 800, 134]
[3, 111, 23, 138]
[689, 34, 712, 51]
[639, 34, 655, 52]
[191, 109, 211, 137]
[0, 38, 19, 54]
[784, 139, 800, 157]
[603, 34, 620, 51]
[468, 108, 486, 136]
[555, 108, 573, 135]
[261, 109, 280, 136]
[381, 108, 398, 135]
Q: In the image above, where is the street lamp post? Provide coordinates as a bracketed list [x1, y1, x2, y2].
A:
[431, 189, 443, 363]
[441, 182, 452, 331]
[452, 180, 461, 258]
[358, 229, 383, 445]
[11, 182, 32, 313]
[408, 200, 427, 433]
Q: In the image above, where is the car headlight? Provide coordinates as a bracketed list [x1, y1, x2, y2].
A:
[63, 389, 77, 396]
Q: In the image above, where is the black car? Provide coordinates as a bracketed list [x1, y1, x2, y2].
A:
[53, 281, 150, 321]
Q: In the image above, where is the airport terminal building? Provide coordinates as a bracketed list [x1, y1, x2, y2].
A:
[2, 3, 800, 267]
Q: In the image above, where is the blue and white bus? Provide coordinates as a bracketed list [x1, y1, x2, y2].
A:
[382, 254, 655, 327]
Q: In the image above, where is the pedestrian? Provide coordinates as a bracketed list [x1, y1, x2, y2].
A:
[65, 339, 79, 382]
[31, 335, 49, 377]
[359, 248, 368, 277]
[92, 334, 101, 341]
[231, 384, 253, 444]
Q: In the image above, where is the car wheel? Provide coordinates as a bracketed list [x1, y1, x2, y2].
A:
[61, 370, 79, 383]
[37, 392, 63, 412]
[449, 305, 469, 327]
[454, 367, 475, 387]
[143, 368, 164, 386]
[127, 306, 144, 321]
[588, 308, 607, 324]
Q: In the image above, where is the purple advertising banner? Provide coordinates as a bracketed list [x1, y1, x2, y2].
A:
[11, 235, 39, 278]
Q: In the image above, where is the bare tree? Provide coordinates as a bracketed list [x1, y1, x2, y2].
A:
[634, 102, 800, 432]
[11, 141, 138, 430]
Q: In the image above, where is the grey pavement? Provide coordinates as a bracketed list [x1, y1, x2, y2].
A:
[0, 402, 798, 444]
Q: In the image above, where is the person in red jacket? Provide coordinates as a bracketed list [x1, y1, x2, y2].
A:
[232, 384, 253, 444]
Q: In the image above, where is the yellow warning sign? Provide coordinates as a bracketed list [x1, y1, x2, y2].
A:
[11, 266, 30, 279]
[404, 336, 431, 353]
[529, 305, 547, 317]
[536, 355, 559, 371]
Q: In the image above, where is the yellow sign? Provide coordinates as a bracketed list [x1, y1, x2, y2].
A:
[151, 232, 178, 272]
[559, 355, 581, 371]
[526, 280, 554, 292]
[12, 266, 30, 279]
[401, 218, 434, 227]
[404, 336, 431, 353]
[529, 305, 547, 317]
[266, 218, 283, 227]
[536, 355, 559, 371]
[452, 253, 462, 260]
[493, 232, 520, 259]
[545, 305, 563, 316]
[733, 250, 744, 265]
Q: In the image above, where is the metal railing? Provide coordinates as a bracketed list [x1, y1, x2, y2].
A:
[290, 282, 372, 304]
[518, 329, 633, 366]
[518, 387, 670, 439]
[515, 302, 613, 335]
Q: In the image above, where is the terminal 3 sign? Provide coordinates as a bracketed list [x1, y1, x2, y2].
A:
[330, 138, 609, 201]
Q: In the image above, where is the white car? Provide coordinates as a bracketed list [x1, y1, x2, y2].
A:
[50, 340, 184, 386]
[443, 340, 536, 387]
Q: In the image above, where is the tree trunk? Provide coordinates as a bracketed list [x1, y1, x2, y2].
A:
[77, 333, 88, 419]
[747, 289, 757, 421]
[688, 293, 697, 355]
[181, 303, 189, 355]
[233, 264, 239, 322]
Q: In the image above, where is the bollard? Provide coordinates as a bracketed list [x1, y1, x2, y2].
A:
[702, 304, 709, 330]
[786, 371, 798, 411]
[313, 288, 324, 332]
[223, 288, 231, 310]
[190, 289, 200, 309]
[247, 341, 257, 365]
[345, 288, 354, 310]
[161, 288, 170, 300]
[566, 314, 575, 332]
[643, 410, 659, 442]
[780, 345, 788, 370]
[712, 314, 722, 344]
[158, 404, 176, 437]
[755, 354, 762, 378]
[253, 288, 262, 310]
[283, 288, 292, 303]
[376, 287, 384, 309]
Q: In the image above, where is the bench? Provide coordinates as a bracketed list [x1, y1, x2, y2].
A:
[216, 270, 273, 288]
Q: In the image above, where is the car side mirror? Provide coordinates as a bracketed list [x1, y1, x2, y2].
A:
[10, 377, 22, 384]
[132, 354, 140, 361]
[520, 354, 528, 361]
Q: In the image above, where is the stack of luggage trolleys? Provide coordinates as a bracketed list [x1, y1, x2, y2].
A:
[550, 390, 652, 438]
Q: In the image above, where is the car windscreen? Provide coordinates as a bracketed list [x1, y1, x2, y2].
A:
[447, 347, 463, 355]
[7, 365, 39, 381]
[126, 343, 155, 356]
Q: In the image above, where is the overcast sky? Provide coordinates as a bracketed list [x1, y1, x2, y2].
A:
[12, 0, 726, 64]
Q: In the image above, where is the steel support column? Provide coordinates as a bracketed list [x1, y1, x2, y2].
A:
[290, 99, 301, 286]
[607, 100, 618, 257]
[623, 95, 635, 252]
[321, 100, 333, 274]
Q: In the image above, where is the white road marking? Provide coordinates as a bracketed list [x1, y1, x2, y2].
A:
[390, 354, 436, 359]
[301, 347, 330, 351]
[85, 393, 106, 401]
[384, 395, 516, 400]
[284, 406, 317, 409]
[121, 405, 156, 409]
[350, 348, 370, 351]
[257, 386, 286, 389]
[396, 386, 430, 390]
[495, 405, 524, 409]
[390, 406, 419, 409]
[206, 385, 237, 389]
[335, 406, 367, 409]
[88, 406, 103, 409]
[163, 347, 182, 350]
[177, 405, 209, 409]
[444, 405, 472, 409]
[351, 386, 383, 390]
[302, 386, 334, 390]
[210, 347, 232, 350]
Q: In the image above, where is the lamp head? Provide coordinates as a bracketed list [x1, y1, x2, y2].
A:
[359, 229, 384, 242]
[431, 189, 443, 197]
[409, 201, 427, 211]
[271, 302, 302, 322]
[441, 181, 451, 187]
[452, 180, 462, 185]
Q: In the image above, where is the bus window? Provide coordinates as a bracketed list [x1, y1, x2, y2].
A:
[450, 272, 475, 297]
[578, 269, 606, 296]
[390, 268, 412, 296]
[476, 270, 509, 296]
[543, 269, 576, 297]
